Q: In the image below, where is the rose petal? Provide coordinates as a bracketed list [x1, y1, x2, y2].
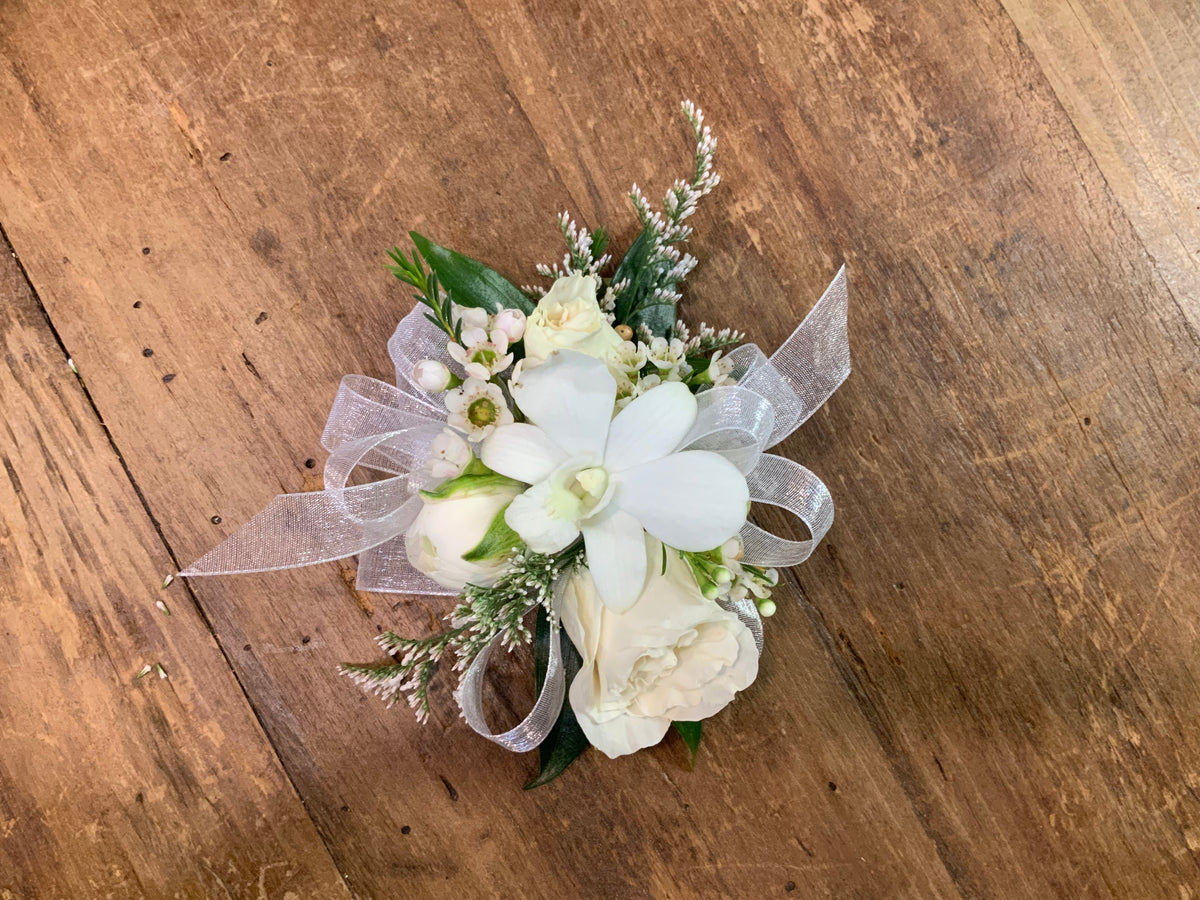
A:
[510, 350, 616, 459]
[480, 423, 566, 484]
[580, 508, 648, 612]
[614, 450, 749, 552]
[603, 382, 697, 473]
[568, 670, 672, 759]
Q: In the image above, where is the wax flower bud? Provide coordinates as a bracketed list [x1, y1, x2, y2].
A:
[413, 359, 457, 392]
[493, 307, 527, 342]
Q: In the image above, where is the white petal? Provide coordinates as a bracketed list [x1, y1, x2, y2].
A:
[569, 670, 673, 759]
[603, 382, 697, 473]
[504, 481, 580, 553]
[480, 424, 566, 484]
[614, 451, 749, 552]
[580, 508, 648, 612]
[510, 350, 615, 459]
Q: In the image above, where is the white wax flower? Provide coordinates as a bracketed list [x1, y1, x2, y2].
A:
[480, 350, 749, 611]
[448, 326, 514, 381]
[444, 378, 514, 442]
[523, 273, 624, 363]
[405, 480, 522, 590]
[561, 535, 759, 758]
[425, 427, 472, 479]
[413, 359, 453, 392]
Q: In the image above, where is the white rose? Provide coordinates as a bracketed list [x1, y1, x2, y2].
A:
[561, 536, 759, 758]
[523, 273, 624, 363]
[405, 479, 521, 590]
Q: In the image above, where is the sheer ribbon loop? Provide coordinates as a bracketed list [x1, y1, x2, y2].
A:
[681, 386, 776, 474]
[458, 621, 566, 752]
[739, 454, 834, 568]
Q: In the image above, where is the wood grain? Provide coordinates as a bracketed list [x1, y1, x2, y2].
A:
[1, 0, 1199, 897]
[0, 232, 350, 896]
[1000, 0, 1200, 323]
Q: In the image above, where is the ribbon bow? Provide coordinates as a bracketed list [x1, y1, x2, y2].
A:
[183, 267, 850, 750]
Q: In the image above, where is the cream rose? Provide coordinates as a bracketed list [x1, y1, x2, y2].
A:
[561, 536, 760, 758]
[405, 479, 522, 590]
[523, 273, 624, 363]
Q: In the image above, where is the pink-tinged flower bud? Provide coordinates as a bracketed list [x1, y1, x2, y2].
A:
[413, 359, 452, 392]
[493, 307, 527, 342]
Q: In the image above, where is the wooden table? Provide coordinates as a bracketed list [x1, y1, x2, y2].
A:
[2, 1, 1198, 897]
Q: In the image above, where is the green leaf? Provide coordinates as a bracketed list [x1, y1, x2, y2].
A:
[410, 232, 533, 315]
[627, 301, 677, 339]
[674, 721, 702, 767]
[525, 607, 589, 789]
[462, 503, 523, 562]
[419, 471, 521, 502]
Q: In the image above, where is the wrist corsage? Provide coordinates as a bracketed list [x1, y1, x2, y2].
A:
[182, 101, 850, 785]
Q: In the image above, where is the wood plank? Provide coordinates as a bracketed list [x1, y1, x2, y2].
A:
[0, 1, 964, 898]
[998, 0, 1200, 324]
[2, 0, 1199, 896]
[0, 232, 350, 896]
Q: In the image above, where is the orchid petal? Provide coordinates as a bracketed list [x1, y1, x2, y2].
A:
[480, 423, 566, 484]
[504, 481, 580, 553]
[580, 508, 648, 612]
[603, 382, 697, 473]
[510, 350, 616, 459]
[614, 450, 749, 552]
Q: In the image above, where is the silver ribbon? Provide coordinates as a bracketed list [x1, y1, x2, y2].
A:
[458, 589, 569, 752]
[181, 266, 850, 749]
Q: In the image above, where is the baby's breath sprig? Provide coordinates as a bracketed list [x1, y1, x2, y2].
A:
[611, 100, 721, 337]
[674, 319, 746, 355]
[341, 544, 584, 723]
[534, 212, 612, 282]
[341, 629, 463, 723]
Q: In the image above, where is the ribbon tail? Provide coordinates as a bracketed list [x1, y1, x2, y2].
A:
[739, 453, 834, 567]
[740, 265, 850, 448]
[180, 479, 421, 577]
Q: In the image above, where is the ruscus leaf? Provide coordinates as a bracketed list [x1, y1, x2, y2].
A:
[674, 720, 702, 768]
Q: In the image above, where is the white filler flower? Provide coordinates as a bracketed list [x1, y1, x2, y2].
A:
[480, 349, 749, 611]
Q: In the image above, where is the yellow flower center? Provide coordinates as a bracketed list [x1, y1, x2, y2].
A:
[467, 397, 499, 427]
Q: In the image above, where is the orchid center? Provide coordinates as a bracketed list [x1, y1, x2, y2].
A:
[572, 466, 609, 501]
[466, 396, 500, 428]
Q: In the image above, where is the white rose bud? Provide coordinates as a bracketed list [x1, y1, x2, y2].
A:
[413, 359, 453, 392]
[560, 535, 760, 759]
[493, 307, 527, 342]
[405, 479, 522, 590]
[523, 273, 624, 363]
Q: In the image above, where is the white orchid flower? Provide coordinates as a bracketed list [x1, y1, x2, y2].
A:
[480, 350, 749, 611]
